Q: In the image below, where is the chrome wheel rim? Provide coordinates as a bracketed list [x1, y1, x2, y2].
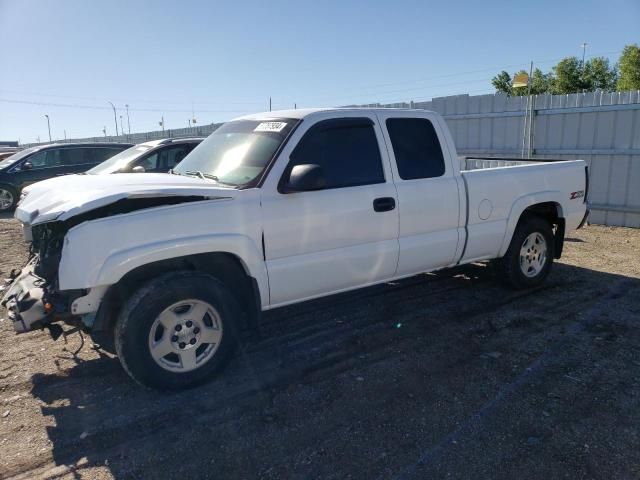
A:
[147, 299, 223, 373]
[519, 232, 547, 278]
[0, 189, 14, 210]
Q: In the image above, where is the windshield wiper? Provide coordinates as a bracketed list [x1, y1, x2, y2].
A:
[185, 170, 219, 182]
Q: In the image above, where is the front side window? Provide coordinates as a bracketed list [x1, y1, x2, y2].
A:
[386, 118, 445, 180]
[86, 145, 152, 174]
[139, 152, 160, 171]
[24, 149, 61, 170]
[287, 118, 385, 190]
[174, 119, 298, 186]
[162, 145, 192, 170]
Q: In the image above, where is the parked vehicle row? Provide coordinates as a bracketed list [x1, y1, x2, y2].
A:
[0, 143, 131, 210]
[0, 138, 204, 210]
[2, 108, 589, 390]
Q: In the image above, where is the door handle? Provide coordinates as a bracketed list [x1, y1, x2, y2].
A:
[373, 197, 396, 212]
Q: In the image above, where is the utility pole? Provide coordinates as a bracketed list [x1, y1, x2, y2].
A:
[44, 114, 52, 142]
[521, 61, 534, 158]
[159, 116, 165, 132]
[64, 129, 67, 141]
[102, 126, 107, 138]
[107, 101, 119, 136]
[269, 97, 272, 112]
[580, 42, 588, 68]
[125, 104, 131, 134]
[294, 103, 297, 109]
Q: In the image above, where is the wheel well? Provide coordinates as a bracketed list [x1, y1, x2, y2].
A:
[520, 202, 565, 259]
[93, 252, 260, 336]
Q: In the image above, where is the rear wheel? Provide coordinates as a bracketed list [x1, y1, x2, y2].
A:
[0, 186, 17, 211]
[114, 271, 239, 390]
[496, 216, 554, 289]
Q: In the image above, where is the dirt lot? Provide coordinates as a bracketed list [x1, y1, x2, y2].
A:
[0, 218, 639, 480]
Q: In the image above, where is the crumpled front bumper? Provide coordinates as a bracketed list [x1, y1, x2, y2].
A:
[1, 264, 48, 333]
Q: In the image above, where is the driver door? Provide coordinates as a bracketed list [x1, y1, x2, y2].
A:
[261, 113, 400, 307]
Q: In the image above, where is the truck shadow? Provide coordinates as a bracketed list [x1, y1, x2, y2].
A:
[28, 262, 640, 479]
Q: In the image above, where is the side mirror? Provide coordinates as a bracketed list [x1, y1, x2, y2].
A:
[21, 161, 33, 171]
[282, 164, 325, 193]
[131, 165, 146, 173]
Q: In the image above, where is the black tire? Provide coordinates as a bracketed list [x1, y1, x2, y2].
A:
[495, 216, 554, 290]
[114, 271, 240, 391]
[0, 185, 18, 211]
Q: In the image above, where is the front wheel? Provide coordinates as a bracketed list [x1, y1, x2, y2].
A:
[114, 271, 240, 390]
[496, 216, 554, 289]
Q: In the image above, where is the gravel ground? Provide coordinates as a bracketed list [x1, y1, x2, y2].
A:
[0, 219, 639, 480]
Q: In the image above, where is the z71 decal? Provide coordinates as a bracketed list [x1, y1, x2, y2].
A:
[570, 190, 585, 200]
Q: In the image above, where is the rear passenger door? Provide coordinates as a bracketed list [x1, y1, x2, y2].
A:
[376, 112, 462, 276]
[88, 147, 125, 168]
[59, 147, 96, 173]
[261, 114, 399, 306]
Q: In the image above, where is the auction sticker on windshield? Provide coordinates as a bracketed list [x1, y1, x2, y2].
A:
[254, 121, 287, 133]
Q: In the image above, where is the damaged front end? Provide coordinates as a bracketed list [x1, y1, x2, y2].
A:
[1, 221, 80, 337]
[2, 194, 216, 337]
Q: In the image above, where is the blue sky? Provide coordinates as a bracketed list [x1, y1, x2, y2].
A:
[0, 0, 638, 143]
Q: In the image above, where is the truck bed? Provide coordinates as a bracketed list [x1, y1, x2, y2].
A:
[460, 156, 563, 171]
[457, 157, 588, 264]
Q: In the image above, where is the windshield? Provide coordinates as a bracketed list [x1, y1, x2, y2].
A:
[86, 144, 153, 174]
[174, 119, 298, 186]
[0, 146, 42, 169]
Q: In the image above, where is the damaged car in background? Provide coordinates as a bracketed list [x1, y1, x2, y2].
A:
[2, 108, 589, 390]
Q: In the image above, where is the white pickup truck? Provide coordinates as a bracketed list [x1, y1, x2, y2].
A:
[2, 108, 589, 390]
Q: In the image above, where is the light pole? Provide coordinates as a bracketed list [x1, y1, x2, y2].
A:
[120, 115, 124, 137]
[159, 116, 165, 132]
[107, 101, 119, 136]
[44, 114, 52, 142]
[125, 104, 131, 134]
[102, 126, 107, 138]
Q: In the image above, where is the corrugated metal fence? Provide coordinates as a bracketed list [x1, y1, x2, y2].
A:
[21, 91, 640, 227]
[69, 124, 222, 145]
[357, 90, 640, 228]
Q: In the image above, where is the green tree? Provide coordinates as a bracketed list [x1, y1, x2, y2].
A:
[583, 57, 617, 91]
[617, 44, 640, 91]
[491, 71, 512, 94]
[491, 68, 553, 96]
[551, 57, 584, 94]
[530, 68, 553, 94]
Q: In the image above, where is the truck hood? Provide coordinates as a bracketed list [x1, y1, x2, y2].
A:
[16, 173, 235, 226]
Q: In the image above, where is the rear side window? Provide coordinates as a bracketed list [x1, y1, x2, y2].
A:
[90, 148, 123, 164]
[288, 118, 384, 190]
[386, 118, 445, 180]
[60, 148, 88, 165]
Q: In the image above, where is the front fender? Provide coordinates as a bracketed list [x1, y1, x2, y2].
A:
[57, 194, 268, 307]
[98, 234, 266, 295]
[60, 232, 267, 303]
[498, 191, 564, 257]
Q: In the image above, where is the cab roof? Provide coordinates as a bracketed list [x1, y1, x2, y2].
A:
[234, 107, 436, 122]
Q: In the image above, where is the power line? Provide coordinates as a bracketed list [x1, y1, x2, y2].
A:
[0, 98, 254, 114]
[0, 50, 622, 109]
